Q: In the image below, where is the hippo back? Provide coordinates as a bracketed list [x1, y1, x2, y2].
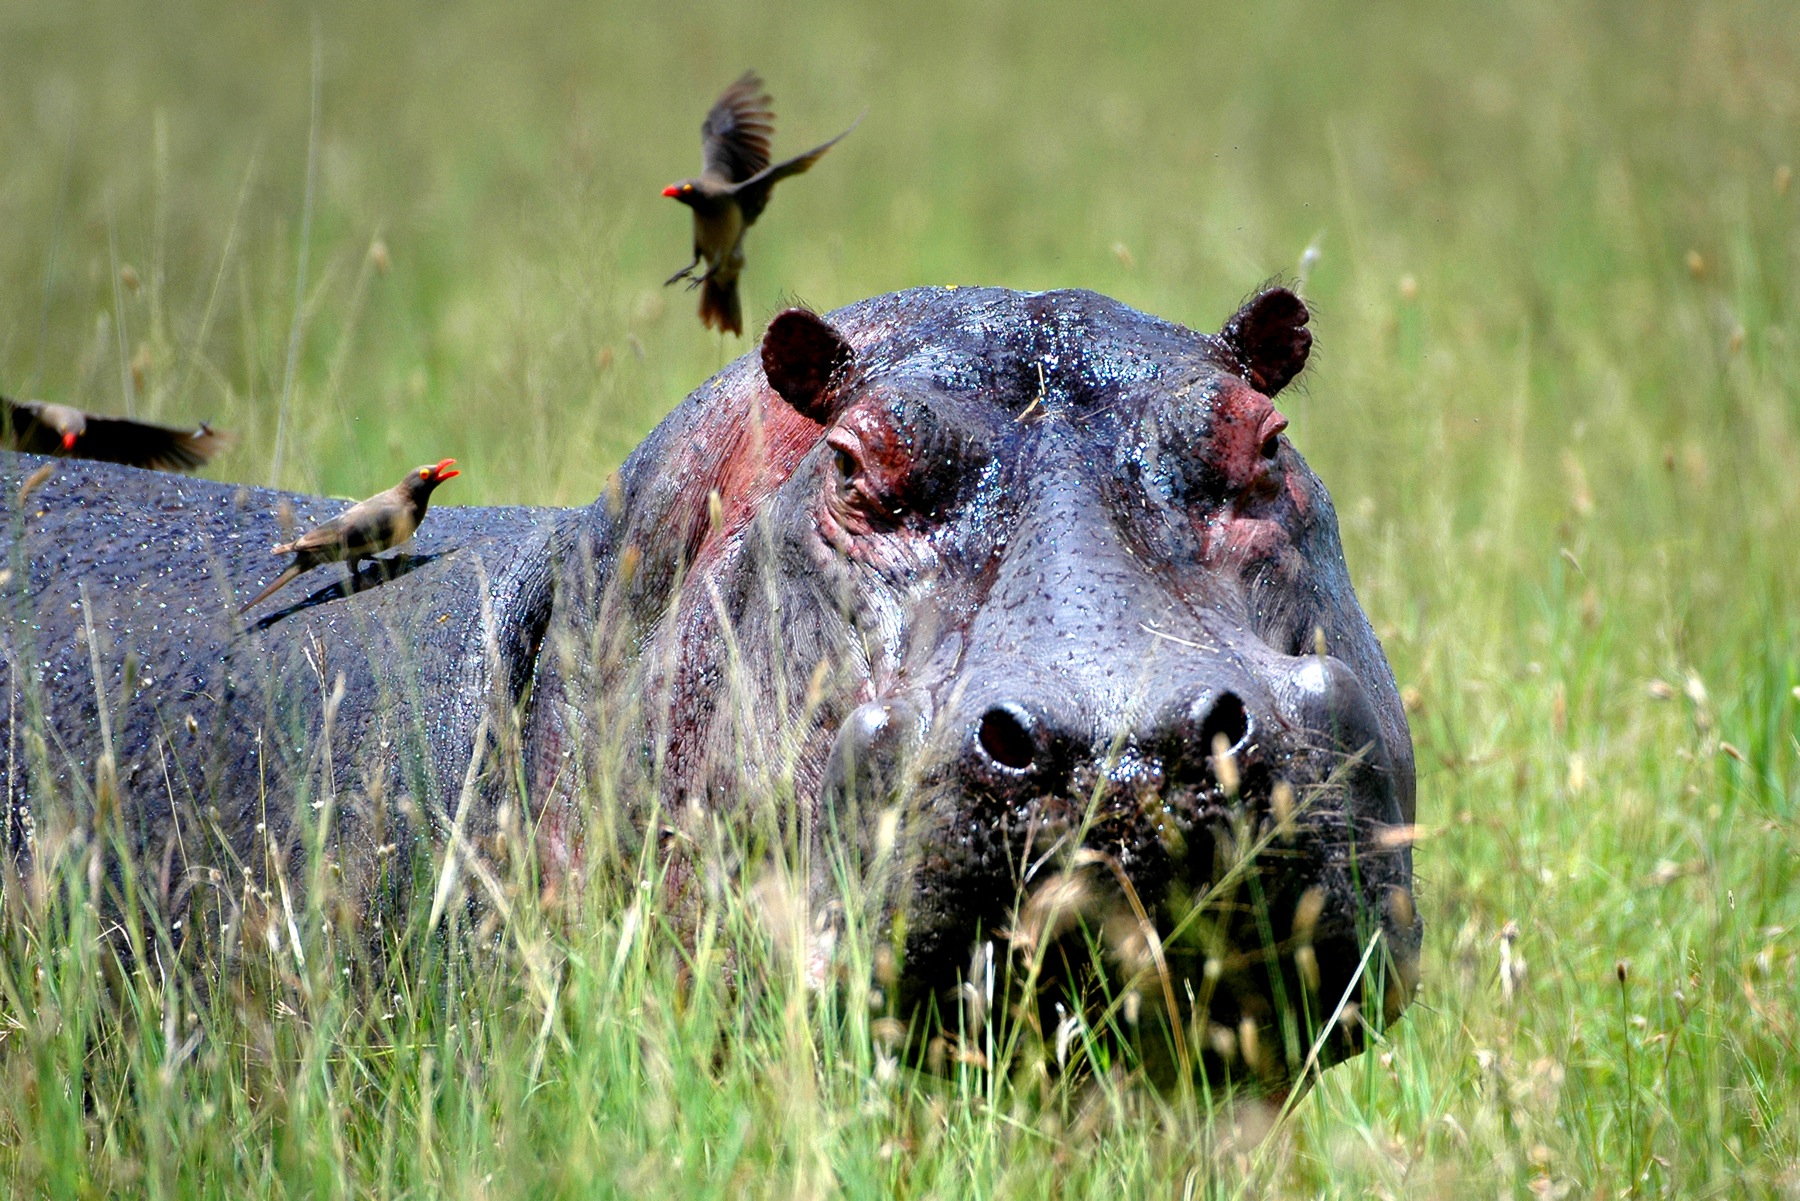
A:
[0, 456, 565, 912]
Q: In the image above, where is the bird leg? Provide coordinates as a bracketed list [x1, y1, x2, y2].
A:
[664, 255, 701, 287]
[676, 258, 725, 293]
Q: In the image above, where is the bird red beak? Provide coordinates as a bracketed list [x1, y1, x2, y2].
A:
[661, 184, 682, 198]
[430, 458, 460, 482]
[60, 432, 77, 450]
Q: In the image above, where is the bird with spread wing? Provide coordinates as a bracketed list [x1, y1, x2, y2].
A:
[662, 71, 860, 335]
[2, 396, 230, 471]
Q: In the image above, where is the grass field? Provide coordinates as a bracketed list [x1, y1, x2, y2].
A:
[2, 0, 1798, 1195]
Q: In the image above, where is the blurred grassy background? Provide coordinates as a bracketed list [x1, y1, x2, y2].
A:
[1, 0, 1798, 1195]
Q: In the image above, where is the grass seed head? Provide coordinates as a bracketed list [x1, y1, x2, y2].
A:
[1387, 883, 1416, 933]
[1103, 912, 1154, 978]
[873, 807, 900, 864]
[617, 542, 642, 584]
[94, 754, 119, 822]
[1373, 823, 1425, 852]
[1566, 753, 1588, 794]
[1271, 778, 1295, 832]
[16, 464, 54, 507]
[871, 1016, 905, 1050]
[1211, 732, 1239, 798]
[1499, 920, 1527, 1001]
[1292, 889, 1328, 960]
[872, 943, 897, 989]
[803, 657, 830, 710]
[1239, 1016, 1271, 1076]
[1295, 943, 1320, 993]
[1015, 870, 1094, 950]
[1055, 1005, 1081, 1067]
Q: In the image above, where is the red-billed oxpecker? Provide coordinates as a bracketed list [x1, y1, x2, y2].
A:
[662, 71, 860, 336]
[2, 395, 230, 471]
[239, 459, 459, 613]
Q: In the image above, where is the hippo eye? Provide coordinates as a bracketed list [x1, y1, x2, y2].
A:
[833, 445, 857, 481]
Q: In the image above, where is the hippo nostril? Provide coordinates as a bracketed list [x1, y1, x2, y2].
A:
[1198, 691, 1250, 754]
[977, 704, 1037, 771]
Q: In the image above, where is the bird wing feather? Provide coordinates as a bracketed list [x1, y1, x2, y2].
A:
[728, 112, 862, 224]
[274, 513, 350, 558]
[280, 490, 410, 561]
[75, 414, 229, 471]
[701, 71, 775, 184]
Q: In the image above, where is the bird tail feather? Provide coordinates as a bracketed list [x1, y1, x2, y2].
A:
[239, 563, 303, 614]
[699, 275, 742, 336]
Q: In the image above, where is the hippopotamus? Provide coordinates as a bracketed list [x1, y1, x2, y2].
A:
[0, 285, 1418, 1086]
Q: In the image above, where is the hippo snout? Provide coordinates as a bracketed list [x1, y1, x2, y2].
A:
[821, 654, 1417, 1087]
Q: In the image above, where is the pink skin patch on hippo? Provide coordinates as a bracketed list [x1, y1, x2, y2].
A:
[814, 396, 946, 596]
[661, 315, 897, 571]
[822, 400, 908, 531]
[666, 387, 828, 569]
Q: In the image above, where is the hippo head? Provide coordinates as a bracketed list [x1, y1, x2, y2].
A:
[572, 286, 1417, 1088]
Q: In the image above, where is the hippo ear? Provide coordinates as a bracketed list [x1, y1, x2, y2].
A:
[1218, 288, 1311, 397]
[761, 308, 856, 424]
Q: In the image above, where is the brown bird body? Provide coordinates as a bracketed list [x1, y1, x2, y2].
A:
[2, 395, 230, 471]
[663, 71, 859, 335]
[239, 459, 460, 613]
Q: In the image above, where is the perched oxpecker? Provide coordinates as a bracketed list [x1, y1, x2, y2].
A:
[239, 459, 460, 613]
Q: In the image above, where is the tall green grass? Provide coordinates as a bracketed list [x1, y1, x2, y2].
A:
[1, 0, 1797, 1194]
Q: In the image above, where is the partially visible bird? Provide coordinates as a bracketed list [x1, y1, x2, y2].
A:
[2, 395, 231, 471]
[239, 459, 460, 614]
[663, 70, 860, 335]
